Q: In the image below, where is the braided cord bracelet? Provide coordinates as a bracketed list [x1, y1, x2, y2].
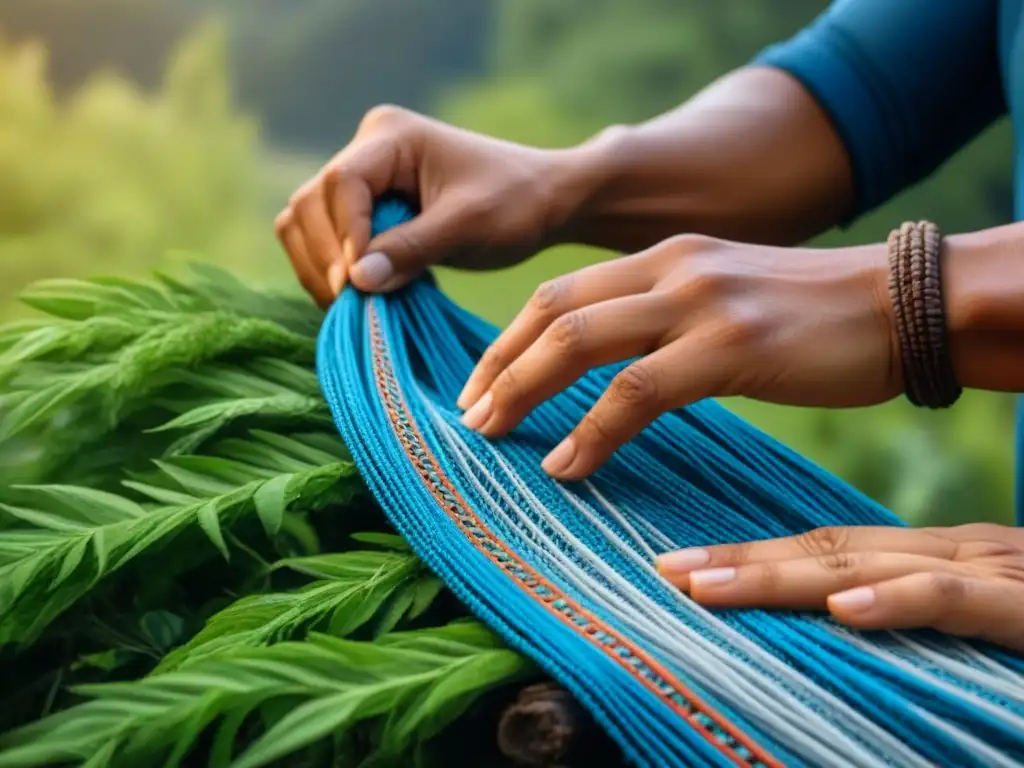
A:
[887, 220, 962, 409]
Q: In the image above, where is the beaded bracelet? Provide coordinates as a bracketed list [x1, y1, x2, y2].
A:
[886, 221, 961, 409]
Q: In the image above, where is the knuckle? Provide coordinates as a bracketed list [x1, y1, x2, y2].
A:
[925, 571, 967, 604]
[817, 551, 862, 579]
[953, 523, 1007, 542]
[712, 303, 766, 350]
[477, 344, 507, 377]
[609, 364, 660, 408]
[796, 527, 850, 558]
[288, 179, 317, 210]
[955, 540, 1019, 561]
[490, 366, 521, 407]
[359, 103, 410, 131]
[273, 210, 291, 237]
[530, 277, 573, 319]
[578, 409, 615, 444]
[753, 562, 783, 593]
[665, 262, 732, 308]
[547, 311, 588, 352]
[715, 542, 752, 568]
[994, 558, 1024, 582]
[665, 232, 717, 254]
[386, 224, 424, 257]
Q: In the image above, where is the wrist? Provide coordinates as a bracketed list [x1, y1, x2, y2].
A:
[942, 224, 1024, 391]
[542, 125, 633, 251]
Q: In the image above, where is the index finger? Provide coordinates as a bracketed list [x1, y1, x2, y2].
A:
[456, 258, 658, 410]
[325, 137, 411, 276]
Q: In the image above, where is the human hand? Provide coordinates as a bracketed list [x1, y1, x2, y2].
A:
[655, 523, 1024, 652]
[275, 105, 586, 306]
[457, 235, 899, 479]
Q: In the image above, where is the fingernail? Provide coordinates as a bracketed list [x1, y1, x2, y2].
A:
[656, 548, 711, 575]
[456, 391, 472, 410]
[456, 381, 476, 411]
[542, 438, 577, 476]
[342, 237, 356, 265]
[351, 251, 393, 289]
[327, 262, 345, 296]
[460, 391, 493, 430]
[829, 586, 875, 612]
[689, 567, 736, 587]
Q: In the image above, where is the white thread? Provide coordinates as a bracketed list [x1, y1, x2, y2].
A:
[428, 407, 927, 767]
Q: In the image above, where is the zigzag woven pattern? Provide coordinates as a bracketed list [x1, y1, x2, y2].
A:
[317, 199, 1024, 768]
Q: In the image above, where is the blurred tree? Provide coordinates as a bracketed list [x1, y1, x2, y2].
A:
[223, 0, 496, 152]
[0, 0, 498, 154]
[493, 1, 828, 124]
[0, 0, 196, 94]
[0, 25, 284, 317]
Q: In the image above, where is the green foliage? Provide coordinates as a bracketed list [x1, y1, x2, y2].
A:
[0, 0, 499, 154]
[0, 266, 531, 765]
[0, 26, 284, 321]
[491, 0, 828, 125]
[0, 623, 528, 768]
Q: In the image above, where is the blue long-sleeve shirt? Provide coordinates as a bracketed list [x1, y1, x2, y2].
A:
[755, 0, 1024, 524]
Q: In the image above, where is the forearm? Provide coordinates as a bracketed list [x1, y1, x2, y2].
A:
[552, 67, 855, 253]
[946, 224, 1024, 392]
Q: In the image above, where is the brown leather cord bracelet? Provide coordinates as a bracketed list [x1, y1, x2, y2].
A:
[886, 221, 962, 409]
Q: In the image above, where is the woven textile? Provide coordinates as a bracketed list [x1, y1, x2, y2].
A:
[317, 199, 1024, 768]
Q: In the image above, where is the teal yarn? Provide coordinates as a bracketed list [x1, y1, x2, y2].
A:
[317, 197, 1024, 768]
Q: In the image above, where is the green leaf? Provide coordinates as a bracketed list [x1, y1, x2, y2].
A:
[197, 501, 230, 561]
[12, 485, 147, 526]
[207, 709, 249, 768]
[253, 474, 292, 537]
[373, 588, 417, 639]
[0, 502, 89, 533]
[408, 576, 445, 620]
[0, 624, 523, 768]
[351, 532, 411, 551]
[232, 688, 394, 768]
[52, 538, 90, 589]
[140, 611, 186, 652]
[158, 550, 418, 673]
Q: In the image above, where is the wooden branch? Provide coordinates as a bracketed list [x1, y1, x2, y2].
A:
[497, 682, 623, 767]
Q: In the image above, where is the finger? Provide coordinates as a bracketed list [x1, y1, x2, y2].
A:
[656, 526, 960, 580]
[351, 206, 477, 293]
[326, 136, 406, 280]
[922, 521, 1023, 548]
[275, 210, 332, 307]
[292, 177, 348, 298]
[465, 294, 675, 437]
[680, 552, 974, 610]
[829, 572, 1024, 652]
[540, 330, 734, 480]
[458, 258, 659, 410]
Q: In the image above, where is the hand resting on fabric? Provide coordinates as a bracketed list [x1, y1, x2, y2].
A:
[656, 523, 1024, 652]
[456, 236, 900, 480]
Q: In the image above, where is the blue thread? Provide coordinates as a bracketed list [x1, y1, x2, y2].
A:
[317, 197, 1024, 768]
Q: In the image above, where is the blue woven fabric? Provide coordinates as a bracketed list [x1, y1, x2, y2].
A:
[317, 199, 1024, 768]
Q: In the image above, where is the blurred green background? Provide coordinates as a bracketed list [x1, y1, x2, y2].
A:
[0, 0, 1015, 527]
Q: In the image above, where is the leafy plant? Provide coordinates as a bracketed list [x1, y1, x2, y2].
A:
[0, 265, 534, 766]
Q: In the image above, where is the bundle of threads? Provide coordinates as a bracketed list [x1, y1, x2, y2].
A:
[317, 198, 1024, 768]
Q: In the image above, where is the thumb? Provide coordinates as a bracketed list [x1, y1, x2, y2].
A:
[349, 205, 463, 293]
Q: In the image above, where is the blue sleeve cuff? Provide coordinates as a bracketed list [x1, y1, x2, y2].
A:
[753, 29, 897, 221]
